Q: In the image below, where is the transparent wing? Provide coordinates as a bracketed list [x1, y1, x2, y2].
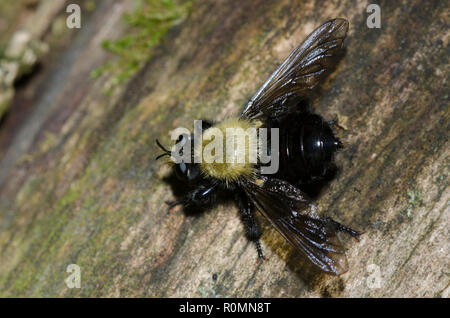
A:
[242, 176, 348, 275]
[241, 18, 349, 120]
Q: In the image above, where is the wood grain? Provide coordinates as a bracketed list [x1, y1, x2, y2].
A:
[0, 0, 448, 297]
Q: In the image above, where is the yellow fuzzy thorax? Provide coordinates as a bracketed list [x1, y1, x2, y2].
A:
[196, 118, 260, 183]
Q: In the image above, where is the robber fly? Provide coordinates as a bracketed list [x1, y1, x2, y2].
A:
[156, 18, 361, 275]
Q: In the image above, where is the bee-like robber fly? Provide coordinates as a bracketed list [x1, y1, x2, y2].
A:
[156, 18, 362, 275]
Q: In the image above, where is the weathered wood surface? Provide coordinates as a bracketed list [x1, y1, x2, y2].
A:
[0, 0, 448, 297]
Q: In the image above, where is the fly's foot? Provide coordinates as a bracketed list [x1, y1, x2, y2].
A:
[327, 217, 363, 241]
[255, 240, 267, 261]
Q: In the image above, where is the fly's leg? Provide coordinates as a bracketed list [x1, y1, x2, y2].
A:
[326, 217, 363, 240]
[166, 183, 217, 211]
[236, 192, 265, 260]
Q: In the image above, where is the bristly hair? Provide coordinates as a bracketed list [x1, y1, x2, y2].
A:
[198, 118, 259, 185]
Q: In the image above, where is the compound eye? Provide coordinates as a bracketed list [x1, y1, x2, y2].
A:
[174, 160, 188, 181]
[187, 165, 200, 181]
[178, 161, 187, 175]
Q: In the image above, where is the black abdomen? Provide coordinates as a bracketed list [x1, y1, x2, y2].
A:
[267, 112, 342, 184]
